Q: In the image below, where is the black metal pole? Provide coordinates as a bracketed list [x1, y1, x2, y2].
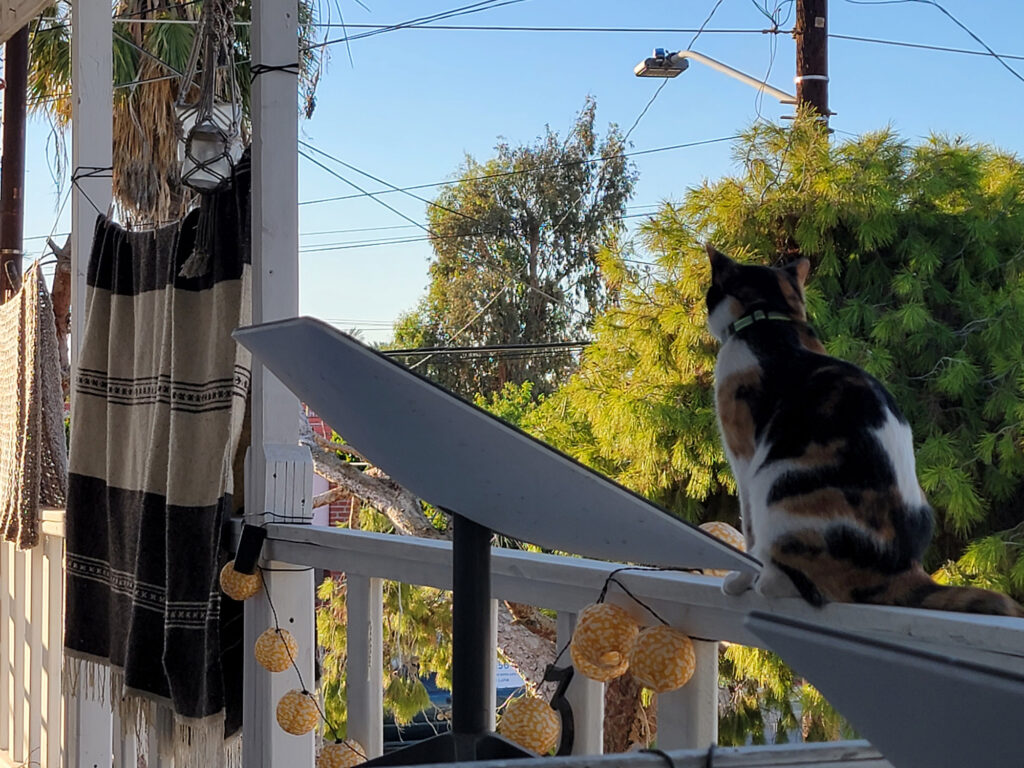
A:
[0, 25, 28, 302]
[451, 512, 491, 736]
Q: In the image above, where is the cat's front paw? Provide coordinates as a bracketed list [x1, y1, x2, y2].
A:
[753, 566, 801, 599]
[722, 570, 755, 596]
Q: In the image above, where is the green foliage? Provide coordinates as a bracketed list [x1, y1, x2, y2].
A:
[529, 114, 1024, 579]
[522, 113, 1024, 743]
[473, 381, 544, 429]
[394, 97, 638, 398]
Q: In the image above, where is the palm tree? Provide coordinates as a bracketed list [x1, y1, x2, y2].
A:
[27, 0, 325, 223]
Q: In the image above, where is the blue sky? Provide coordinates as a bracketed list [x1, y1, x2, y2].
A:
[20, 0, 1024, 342]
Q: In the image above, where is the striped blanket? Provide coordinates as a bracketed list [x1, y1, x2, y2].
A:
[65, 158, 250, 766]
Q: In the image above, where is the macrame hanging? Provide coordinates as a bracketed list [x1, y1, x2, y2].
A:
[175, 0, 243, 192]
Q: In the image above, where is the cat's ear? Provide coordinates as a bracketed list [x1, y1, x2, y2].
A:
[785, 258, 811, 288]
[706, 243, 736, 282]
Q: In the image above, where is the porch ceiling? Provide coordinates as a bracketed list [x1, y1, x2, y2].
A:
[0, 0, 49, 44]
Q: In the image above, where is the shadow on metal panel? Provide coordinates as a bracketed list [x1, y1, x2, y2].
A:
[234, 317, 757, 573]
[746, 612, 1024, 768]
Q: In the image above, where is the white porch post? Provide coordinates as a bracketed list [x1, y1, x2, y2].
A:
[70, 0, 112, 359]
[68, 0, 113, 765]
[657, 638, 719, 750]
[244, 0, 315, 764]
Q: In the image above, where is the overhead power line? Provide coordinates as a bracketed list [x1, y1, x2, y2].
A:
[299, 136, 738, 207]
[842, 0, 1024, 85]
[830, 33, 1024, 62]
[383, 340, 591, 357]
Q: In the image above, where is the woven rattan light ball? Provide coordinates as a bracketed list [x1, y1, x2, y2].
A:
[699, 521, 746, 577]
[276, 689, 319, 736]
[255, 627, 298, 673]
[628, 625, 696, 693]
[569, 603, 639, 682]
[317, 739, 366, 768]
[219, 561, 261, 601]
[497, 696, 560, 755]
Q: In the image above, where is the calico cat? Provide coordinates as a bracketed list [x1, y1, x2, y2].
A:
[706, 244, 1024, 618]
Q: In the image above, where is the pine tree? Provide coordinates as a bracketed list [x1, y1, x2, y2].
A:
[524, 113, 1024, 740]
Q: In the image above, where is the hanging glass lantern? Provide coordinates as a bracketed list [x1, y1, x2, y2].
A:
[176, 0, 242, 192]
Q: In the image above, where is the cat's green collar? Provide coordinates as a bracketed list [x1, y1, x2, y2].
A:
[725, 310, 796, 339]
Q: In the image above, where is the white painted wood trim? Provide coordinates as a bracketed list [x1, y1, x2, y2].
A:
[346, 575, 383, 759]
[657, 639, 718, 751]
[555, 612, 603, 755]
[262, 525, 1024, 666]
[27, 546, 44, 765]
[12, 548, 25, 764]
[69, 0, 112, 397]
[245, 0, 305, 762]
[0, 536, 9, 755]
[43, 535, 63, 768]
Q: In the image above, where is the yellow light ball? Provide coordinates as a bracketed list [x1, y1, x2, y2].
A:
[628, 626, 696, 693]
[276, 689, 319, 736]
[569, 603, 639, 682]
[219, 561, 261, 601]
[255, 627, 298, 673]
[699, 521, 746, 577]
[497, 696, 560, 755]
[317, 740, 366, 768]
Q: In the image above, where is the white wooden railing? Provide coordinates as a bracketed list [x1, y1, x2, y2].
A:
[0, 509, 65, 768]
[252, 523, 1024, 764]
[7, 512, 1024, 766]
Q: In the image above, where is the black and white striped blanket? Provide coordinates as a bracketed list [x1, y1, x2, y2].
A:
[65, 159, 251, 767]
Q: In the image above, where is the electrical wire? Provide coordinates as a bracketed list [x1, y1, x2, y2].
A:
[306, 0, 526, 51]
[829, 33, 1024, 62]
[299, 140, 485, 226]
[407, 287, 508, 370]
[296, 212, 670, 254]
[298, 149, 583, 317]
[299, 136, 738, 207]
[842, 0, 1024, 85]
[385, 340, 591, 357]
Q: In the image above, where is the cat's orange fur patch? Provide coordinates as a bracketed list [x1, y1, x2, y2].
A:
[716, 370, 760, 459]
[776, 274, 806, 319]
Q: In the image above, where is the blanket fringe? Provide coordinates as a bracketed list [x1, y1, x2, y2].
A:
[63, 655, 109, 704]
[63, 656, 238, 766]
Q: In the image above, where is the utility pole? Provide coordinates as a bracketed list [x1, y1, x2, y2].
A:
[795, 0, 829, 123]
[0, 25, 29, 302]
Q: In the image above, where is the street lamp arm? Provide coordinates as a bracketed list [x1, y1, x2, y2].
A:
[670, 50, 796, 104]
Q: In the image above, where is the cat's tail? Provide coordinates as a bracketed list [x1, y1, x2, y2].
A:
[890, 568, 1024, 618]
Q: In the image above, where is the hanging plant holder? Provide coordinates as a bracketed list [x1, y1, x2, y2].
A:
[175, 0, 243, 192]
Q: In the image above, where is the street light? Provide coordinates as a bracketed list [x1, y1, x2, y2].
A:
[634, 48, 796, 105]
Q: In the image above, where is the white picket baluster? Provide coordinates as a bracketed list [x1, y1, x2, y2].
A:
[556, 611, 604, 754]
[346, 574, 383, 759]
[656, 638, 719, 751]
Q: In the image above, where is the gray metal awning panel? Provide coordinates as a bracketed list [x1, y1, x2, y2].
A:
[746, 612, 1024, 768]
[234, 317, 758, 573]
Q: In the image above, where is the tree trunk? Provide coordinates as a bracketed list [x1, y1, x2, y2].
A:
[603, 671, 655, 753]
[47, 236, 71, 398]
